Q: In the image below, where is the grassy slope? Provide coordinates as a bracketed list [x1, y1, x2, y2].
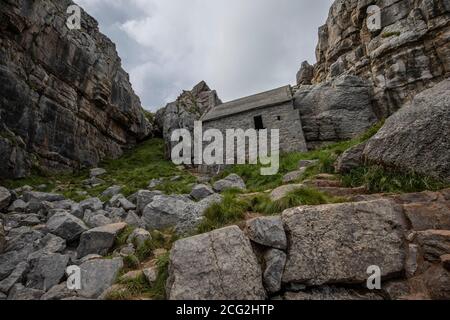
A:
[2, 139, 196, 201]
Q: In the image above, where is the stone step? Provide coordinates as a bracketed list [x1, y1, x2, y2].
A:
[316, 186, 367, 197]
[304, 179, 343, 188]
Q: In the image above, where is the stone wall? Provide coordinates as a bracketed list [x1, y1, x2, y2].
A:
[0, 0, 151, 179]
[202, 101, 308, 155]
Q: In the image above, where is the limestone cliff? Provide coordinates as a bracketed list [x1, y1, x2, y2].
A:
[306, 0, 450, 117]
[0, 0, 151, 179]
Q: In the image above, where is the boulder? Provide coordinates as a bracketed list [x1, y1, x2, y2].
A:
[90, 168, 107, 178]
[41, 282, 77, 300]
[101, 186, 122, 198]
[335, 142, 367, 174]
[136, 190, 163, 214]
[127, 228, 151, 247]
[167, 226, 266, 300]
[124, 211, 144, 228]
[46, 212, 88, 242]
[77, 223, 127, 258]
[0, 187, 11, 211]
[282, 169, 306, 184]
[425, 265, 450, 300]
[246, 216, 287, 250]
[143, 267, 157, 286]
[85, 214, 113, 228]
[7, 199, 28, 212]
[293, 76, 377, 149]
[213, 174, 246, 192]
[7, 284, 44, 300]
[26, 253, 69, 291]
[263, 249, 286, 294]
[363, 79, 450, 182]
[417, 230, 450, 262]
[404, 202, 450, 231]
[78, 258, 124, 299]
[0, 261, 28, 294]
[108, 194, 136, 211]
[143, 194, 222, 234]
[190, 184, 214, 201]
[79, 198, 103, 213]
[270, 184, 304, 201]
[148, 179, 164, 190]
[23, 191, 64, 203]
[282, 199, 407, 286]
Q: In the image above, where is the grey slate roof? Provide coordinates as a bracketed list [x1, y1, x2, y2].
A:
[201, 85, 293, 122]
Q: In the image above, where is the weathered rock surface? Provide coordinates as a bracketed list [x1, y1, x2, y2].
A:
[78, 258, 123, 299]
[77, 223, 127, 258]
[417, 230, 450, 262]
[26, 253, 69, 291]
[263, 249, 286, 294]
[294, 75, 377, 149]
[270, 184, 304, 201]
[246, 216, 287, 250]
[282, 199, 407, 285]
[190, 184, 214, 201]
[312, 0, 450, 117]
[167, 226, 266, 300]
[46, 212, 88, 242]
[404, 202, 450, 231]
[296, 61, 314, 85]
[335, 142, 367, 174]
[142, 194, 222, 234]
[363, 79, 450, 182]
[0, 187, 11, 211]
[213, 174, 246, 192]
[284, 287, 383, 300]
[155, 81, 221, 157]
[0, 0, 151, 178]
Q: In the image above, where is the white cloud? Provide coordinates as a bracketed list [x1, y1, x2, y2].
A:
[75, 0, 333, 110]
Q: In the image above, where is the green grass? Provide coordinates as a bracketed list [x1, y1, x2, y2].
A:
[341, 165, 449, 193]
[197, 187, 343, 233]
[219, 121, 385, 192]
[249, 188, 345, 215]
[2, 139, 196, 201]
[107, 252, 170, 300]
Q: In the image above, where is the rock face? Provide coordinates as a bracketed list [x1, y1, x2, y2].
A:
[155, 81, 221, 157]
[363, 78, 450, 182]
[282, 199, 407, 285]
[294, 75, 377, 149]
[312, 0, 450, 117]
[0, 0, 151, 178]
[166, 226, 266, 300]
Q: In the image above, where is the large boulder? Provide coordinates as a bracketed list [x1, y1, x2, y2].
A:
[46, 212, 88, 242]
[213, 174, 246, 192]
[77, 223, 127, 258]
[26, 253, 69, 291]
[293, 76, 377, 149]
[363, 79, 450, 182]
[78, 258, 123, 299]
[167, 226, 266, 300]
[282, 199, 407, 286]
[0, 0, 151, 178]
[142, 194, 222, 234]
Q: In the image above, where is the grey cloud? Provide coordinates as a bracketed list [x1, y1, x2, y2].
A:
[75, 0, 333, 110]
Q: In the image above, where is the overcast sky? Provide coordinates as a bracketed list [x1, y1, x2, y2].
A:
[75, 0, 333, 111]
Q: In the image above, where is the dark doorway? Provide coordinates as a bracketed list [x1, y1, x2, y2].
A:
[254, 115, 265, 130]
